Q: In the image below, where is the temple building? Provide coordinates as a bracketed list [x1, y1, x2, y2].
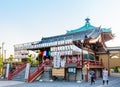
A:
[13, 18, 113, 82]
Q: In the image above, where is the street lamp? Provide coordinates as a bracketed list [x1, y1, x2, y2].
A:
[4, 50, 6, 62]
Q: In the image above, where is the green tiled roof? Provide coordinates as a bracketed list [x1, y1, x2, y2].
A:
[102, 28, 111, 32]
[67, 18, 112, 34]
[67, 18, 96, 34]
[39, 18, 112, 44]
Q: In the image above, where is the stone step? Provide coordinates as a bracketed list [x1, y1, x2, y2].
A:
[39, 71, 52, 81]
[12, 67, 37, 81]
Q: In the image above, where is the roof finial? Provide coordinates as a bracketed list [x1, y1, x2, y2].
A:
[85, 18, 90, 23]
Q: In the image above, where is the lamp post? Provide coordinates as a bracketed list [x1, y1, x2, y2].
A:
[4, 50, 6, 62]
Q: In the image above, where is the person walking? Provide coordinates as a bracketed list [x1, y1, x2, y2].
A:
[89, 70, 95, 85]
[102, 68, 108, 85]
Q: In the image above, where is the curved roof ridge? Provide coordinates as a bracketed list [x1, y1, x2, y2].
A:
[102, 27, 112, 32]
[67, 18, 96, 34]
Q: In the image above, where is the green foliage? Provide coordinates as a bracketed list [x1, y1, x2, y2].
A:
[27, 53, 33, 64]
[31, 60, 39, 67]
[27, 53, 40, 66]
[114, 67, 118, 72]
[112, 66, 120, 73]
[36, 54, 42, 64]
[27, 57, 33, 63]
[8, 54, 14, 63]
[0, 58, 3, 68]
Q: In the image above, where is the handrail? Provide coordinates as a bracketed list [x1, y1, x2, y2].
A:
[89, 60, 103, 66]
[66, 60, 103, 67]
[8, 63, 26, 80]
[27, 62, 46, 83]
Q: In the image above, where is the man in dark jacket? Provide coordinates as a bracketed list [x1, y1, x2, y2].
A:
[90, 70, 95, 85]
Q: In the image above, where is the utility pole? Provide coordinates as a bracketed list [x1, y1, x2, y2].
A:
[4, 50, 6, 62]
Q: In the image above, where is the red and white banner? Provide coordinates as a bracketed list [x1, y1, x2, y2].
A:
[53, 55, 61, 68]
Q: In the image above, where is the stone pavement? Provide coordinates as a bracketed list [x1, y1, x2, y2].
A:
[0, 80, 24, 87]
[0, 76, 120, 87]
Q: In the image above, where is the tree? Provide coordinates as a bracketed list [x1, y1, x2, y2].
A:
[8, 55, 14, 62]
[27, 53, 34, 65]
[0, 54, 3, 75]
[8, 55, 14, 72]
[0, 55, 3, 67]
[36, 54, 42, 64]
[27, 53, 40, 67]
[114, 67, 118, 73]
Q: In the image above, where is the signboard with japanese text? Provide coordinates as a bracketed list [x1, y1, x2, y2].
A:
[53, 55, 61, 68]
[52, 68, 65, 76]
[68, 67, 76, 74]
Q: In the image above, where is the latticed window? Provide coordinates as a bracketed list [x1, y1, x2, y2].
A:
[84, 54, 94, 60]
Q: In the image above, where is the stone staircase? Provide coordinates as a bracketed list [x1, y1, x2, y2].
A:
[38, 66, 52, 82]
[12, 67, 37, 82]
[39, 71, 52, 81]
[12, 68, 26, 81]
[11, 65, 53, 82]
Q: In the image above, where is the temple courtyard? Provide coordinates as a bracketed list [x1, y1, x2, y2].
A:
[0, 73, 120, 87]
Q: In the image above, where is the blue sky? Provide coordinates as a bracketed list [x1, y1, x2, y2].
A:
[0, 0, 120, 57]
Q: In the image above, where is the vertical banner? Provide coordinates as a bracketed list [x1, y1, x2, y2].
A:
[5, 63, 10, 78]
[61, 57, 66, 67]
[25, 63, 30, 79]
[53, 55, 61, 68]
